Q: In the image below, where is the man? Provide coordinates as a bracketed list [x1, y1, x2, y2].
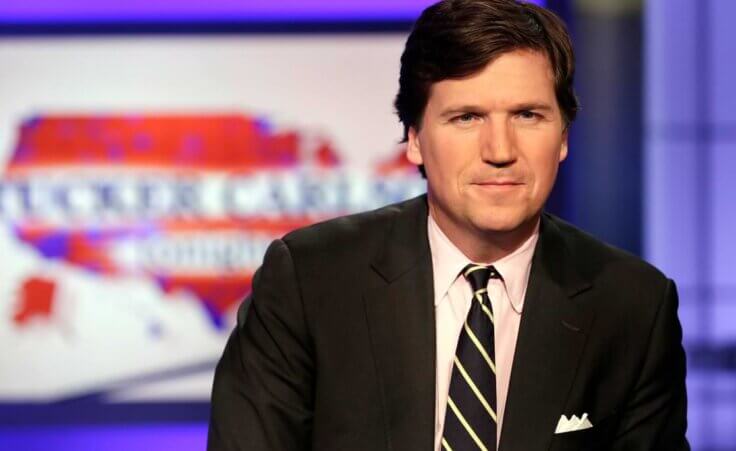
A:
[208, 1, 689, 450]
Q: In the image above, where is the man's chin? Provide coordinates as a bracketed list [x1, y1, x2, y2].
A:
[471, 213, 539, 237]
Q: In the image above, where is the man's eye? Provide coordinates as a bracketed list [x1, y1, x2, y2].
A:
[454, 113, 477, 123]
[518, 110, 539, 120]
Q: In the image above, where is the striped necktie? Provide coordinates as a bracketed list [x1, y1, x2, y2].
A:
[441, 264, 502, 451]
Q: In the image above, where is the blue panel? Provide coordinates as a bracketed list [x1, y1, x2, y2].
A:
[643, 138, 701, 287]
[0, 424, 207, 451]
[712, 141, 736, 287]
[0, 0, 543, 23]
[646, 0, 736, 448]
[711, 0, 736, 124]
[644, 0, 698, 126]
[711, 301, 736, 342]
[687, 372, 736, 449]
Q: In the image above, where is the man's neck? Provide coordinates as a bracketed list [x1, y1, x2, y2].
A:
[428, 207, 540, 264]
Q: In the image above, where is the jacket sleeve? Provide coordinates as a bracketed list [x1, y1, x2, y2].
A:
[208, 239, 314, 451]
[609, 278, 690, 450]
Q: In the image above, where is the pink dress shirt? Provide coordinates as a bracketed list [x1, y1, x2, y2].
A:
[429, 215, 539, 450]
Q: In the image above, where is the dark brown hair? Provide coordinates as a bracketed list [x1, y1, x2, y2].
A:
[394, 0, 579, 142]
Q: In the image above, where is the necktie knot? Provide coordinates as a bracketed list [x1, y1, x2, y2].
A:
[462, 264, 501, 292]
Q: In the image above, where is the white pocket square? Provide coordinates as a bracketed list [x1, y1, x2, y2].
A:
[554, 413, 593, 434]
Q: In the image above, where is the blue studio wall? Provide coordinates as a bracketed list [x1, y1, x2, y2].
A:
[646, 0, 736, 449]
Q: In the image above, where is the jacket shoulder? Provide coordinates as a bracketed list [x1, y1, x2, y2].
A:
[546, 214, 670, 287]
[280, 196, 421, 263]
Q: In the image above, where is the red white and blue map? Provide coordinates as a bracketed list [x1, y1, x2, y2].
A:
[0, 114, 424, 402]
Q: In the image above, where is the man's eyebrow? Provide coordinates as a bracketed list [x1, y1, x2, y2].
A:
[511, 102, 554, 111]
[439, 105, 486, 117]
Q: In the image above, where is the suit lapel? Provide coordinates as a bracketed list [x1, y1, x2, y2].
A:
[499, 214, 595, 451]
[363, 196, 436, 451]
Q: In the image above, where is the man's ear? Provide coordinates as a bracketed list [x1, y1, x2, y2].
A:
[559, 128, 569, 162]
[406, 126, 423, 165]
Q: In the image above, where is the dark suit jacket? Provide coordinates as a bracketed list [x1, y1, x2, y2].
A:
[208, 195, 689, 451]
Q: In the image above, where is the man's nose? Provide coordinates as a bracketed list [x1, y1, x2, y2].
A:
[479, 119, 516, 167]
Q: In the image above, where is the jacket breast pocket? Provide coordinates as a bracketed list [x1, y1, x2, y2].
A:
[549, 411, 618, 451]
[550, 427, 596, 451]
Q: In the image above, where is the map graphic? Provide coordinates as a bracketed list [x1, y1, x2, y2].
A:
[0, 114, 424, 403]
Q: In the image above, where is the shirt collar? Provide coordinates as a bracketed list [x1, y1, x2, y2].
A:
[427, 215, 539, 313]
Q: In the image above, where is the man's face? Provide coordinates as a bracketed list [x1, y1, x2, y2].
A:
[407, 48, 567, 245]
